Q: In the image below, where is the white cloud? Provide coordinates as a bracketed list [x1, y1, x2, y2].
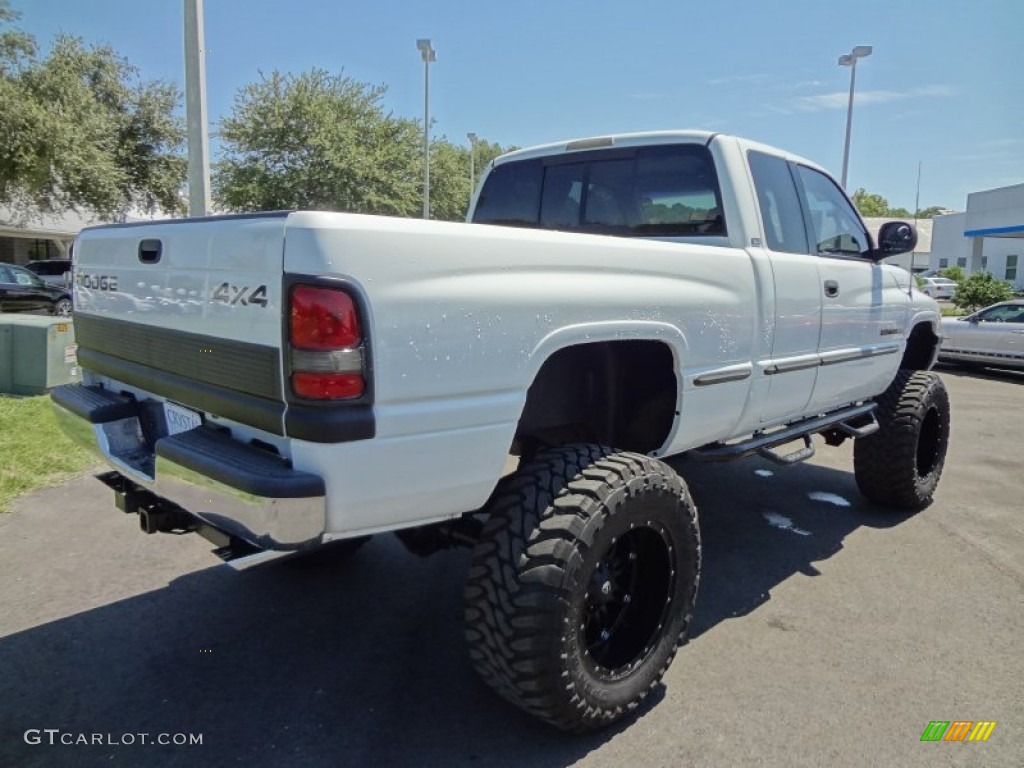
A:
[793, 84, 954, 112]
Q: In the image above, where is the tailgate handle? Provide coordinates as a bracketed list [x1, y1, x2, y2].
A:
[138, 239, 162, 264]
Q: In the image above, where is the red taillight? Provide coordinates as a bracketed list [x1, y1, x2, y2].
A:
[290, 285, 360, 349]
[289, 285, 365, 400]
[292, 372, 365, 400]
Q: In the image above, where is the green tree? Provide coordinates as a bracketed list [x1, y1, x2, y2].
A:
[952, 271, 1014, 313]
[851, 188, 890, 217]
[214, 67, 517, 221]
[0, 1, 185, 220]
[428, 139, 472, 221]
[851, 187, 944, 220]
[938, 265, 965, 283]
[214, 69, 422, 216]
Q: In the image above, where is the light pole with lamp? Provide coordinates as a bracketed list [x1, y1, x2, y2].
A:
[838, 45, 872, 190]
[416, 39, 436, 219]
[467, 132, 478, 207]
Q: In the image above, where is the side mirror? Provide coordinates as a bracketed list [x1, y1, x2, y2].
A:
[873, 221, 918, 260]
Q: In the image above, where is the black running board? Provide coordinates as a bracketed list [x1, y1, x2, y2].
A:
[692, 403, 878, 463]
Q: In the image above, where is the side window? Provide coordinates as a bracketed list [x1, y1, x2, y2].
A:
[0, 266, 11, 283]
[473, 159, 543, 226]
[795, 165, 870, 257]
[12, 269, 37, 286]
[977, 305, 1023, 323]
[584, 158, 633, 228]
[747, 151, 808, 254]
[632, 145, 724, 236]
[539, 162, 583, 228]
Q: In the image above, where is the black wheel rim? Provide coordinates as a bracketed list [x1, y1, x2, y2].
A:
[580, 523, 675, 680]
[916, 406, 941, 478]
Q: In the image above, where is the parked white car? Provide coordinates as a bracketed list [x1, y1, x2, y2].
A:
[920, 277, 957, 300]
[940, 300, 1024, 370]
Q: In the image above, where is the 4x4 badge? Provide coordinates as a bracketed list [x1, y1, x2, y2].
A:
[211, 282, 268, 307]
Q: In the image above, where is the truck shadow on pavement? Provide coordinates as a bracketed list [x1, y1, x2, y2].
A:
[0, 456, 911, 768]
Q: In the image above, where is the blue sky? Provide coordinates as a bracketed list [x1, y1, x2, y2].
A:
[15, 0, 1024, 211]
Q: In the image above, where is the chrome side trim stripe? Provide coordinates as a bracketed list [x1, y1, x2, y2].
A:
[765, 343, 900, 375]
[693, 363, 753, 387]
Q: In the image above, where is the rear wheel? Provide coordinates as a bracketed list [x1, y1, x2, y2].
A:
[463, 444, 700, 732]
[854, 370, 950, 510]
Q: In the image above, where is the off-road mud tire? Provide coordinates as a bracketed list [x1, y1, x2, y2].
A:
[854, 370, 950, 510]
[463, 444, 701, 732]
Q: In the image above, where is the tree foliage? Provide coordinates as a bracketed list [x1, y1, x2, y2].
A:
[938, 265, 965, 283]
[952, 271, 1015, 313]
[851, 188, 942, 219]
[214, 68, 514, 221]
[0, 1, 186, 220]
[214, 69, 423, 216]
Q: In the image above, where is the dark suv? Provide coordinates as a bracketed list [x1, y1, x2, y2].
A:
[0, 263, 73, 316]
[25, 259, 72, 287]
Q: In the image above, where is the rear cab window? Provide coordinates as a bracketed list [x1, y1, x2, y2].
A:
[473, 143, 726, 238]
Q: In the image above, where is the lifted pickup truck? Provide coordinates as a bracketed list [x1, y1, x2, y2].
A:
[53, 130, 949, 732]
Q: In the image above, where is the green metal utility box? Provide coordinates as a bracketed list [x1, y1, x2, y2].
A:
[0, 315, 81, 395]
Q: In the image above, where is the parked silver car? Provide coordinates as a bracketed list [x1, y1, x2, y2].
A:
[939, 300, 1024, 370]
[920, 277, 957, 300]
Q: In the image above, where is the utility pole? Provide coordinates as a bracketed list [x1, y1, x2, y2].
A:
[184, 0, 211, 217]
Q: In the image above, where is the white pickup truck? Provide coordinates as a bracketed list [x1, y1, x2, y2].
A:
[53, 130, 949, 732]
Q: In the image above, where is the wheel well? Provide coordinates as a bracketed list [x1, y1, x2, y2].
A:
[901, 322, 940, 370]
[514, 341, 677, 455]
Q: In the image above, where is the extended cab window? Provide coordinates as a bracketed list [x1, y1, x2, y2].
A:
[474, 144, 725, 237]
[748, 151, 808, 254]
[795, 165, 870, 257]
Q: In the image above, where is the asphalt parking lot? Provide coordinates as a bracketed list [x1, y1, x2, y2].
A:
[1, 367, 1021, 767]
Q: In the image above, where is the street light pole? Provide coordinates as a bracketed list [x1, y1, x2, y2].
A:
[416, 39, 436, 220]
[467, 132, 478, 208]
[838, 45, 872, 190]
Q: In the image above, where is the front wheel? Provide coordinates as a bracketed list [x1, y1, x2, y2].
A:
[52, 298, 72, 317]
[463, 444, 701, 732]
[854, 370, 950, 510]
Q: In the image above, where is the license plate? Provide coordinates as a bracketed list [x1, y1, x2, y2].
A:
[164, 401, 202, 435]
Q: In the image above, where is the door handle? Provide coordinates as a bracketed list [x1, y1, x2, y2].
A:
[824, 280, 840, 298]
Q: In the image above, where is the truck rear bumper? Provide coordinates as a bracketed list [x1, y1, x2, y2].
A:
[51, 383, 326, 551]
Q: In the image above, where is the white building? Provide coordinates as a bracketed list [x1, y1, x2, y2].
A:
[928, 183, 1023, 290]
[1, 205, 168, 266]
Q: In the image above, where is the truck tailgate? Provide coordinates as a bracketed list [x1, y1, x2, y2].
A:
[71, 212, 290, 433]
